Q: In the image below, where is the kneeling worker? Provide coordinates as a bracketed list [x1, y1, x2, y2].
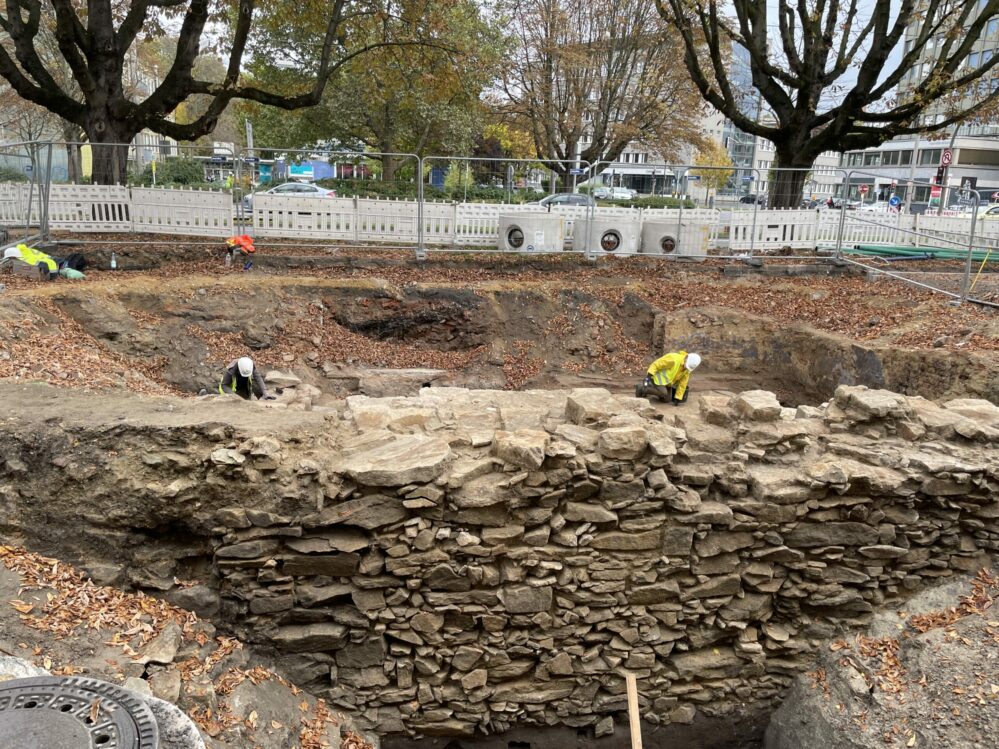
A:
[637, 351, 701, 405]
[219, 356, 273, 400]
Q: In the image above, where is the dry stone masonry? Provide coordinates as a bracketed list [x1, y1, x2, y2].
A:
[1, 383, 998, 741]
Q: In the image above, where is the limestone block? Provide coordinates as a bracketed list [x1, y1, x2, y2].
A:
[264, 370, 303, 388]
[273, 623, 347, 652]
[493, 429, 550, 470]
[597, 425, 649, 459]
[732, 390, 782, 421]
[499, 584, 553, 614]
[834, 385, 912, 420]
[342, 434, 452, 486]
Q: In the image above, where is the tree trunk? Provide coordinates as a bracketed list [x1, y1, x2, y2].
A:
[85, 110, 135, 185]
[381, 155, 399, 182]
[769, 148, 814, 209]
[89, 141, 131, 185]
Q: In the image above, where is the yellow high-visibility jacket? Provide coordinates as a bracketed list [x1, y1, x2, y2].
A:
[647, 350, 691, 400]
[16, 244, 57, 272]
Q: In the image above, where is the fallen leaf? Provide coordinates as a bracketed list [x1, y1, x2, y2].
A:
[907, 733, 916, 747]
[89, 698, 101, 724]
[271, 720, 283, 729]
[246, 710, 258, 729]
[10, 600, 34, 614]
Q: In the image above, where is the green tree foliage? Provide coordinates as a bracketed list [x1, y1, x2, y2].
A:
[240, 0, 504, 179]
[135, 158, 206, 187]
[691, 140, 735, 193]
[0, 0, 444, 183]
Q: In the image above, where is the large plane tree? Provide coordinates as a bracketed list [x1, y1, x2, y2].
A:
[499, 0, 706, 188]
[0, 0, 440, 184]
[661, 0, 999, 207]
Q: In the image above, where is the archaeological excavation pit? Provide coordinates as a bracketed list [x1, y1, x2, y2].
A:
[0, 258, 997, 749]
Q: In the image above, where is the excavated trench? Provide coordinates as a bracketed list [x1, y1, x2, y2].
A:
[0, 272, 999, 749]
[4, 279, 996, 407]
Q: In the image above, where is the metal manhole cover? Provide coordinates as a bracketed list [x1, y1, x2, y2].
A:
[0, 676, 158, 749]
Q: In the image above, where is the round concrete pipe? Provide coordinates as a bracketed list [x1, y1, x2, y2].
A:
[574, 216, 641, 254]
[498, 214, 566, 253]
[641, 220, 709, 260]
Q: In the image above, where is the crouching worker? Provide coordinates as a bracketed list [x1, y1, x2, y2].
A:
[636, 351, 701, 405]
[224, 235, 255, 270]
[4, 244, 59, 279]
[218, 356, 274, 400]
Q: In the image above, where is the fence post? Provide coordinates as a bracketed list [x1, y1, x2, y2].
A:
[451, 201, 459, 248]
[961, 192, 980, 303]
[749, 169, 760, 257]
[416, 156, 426, 261]
[834, 170, 852, 259]
[352, 195, 359, 243]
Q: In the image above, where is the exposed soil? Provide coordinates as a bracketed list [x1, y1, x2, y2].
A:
[1, 246, 997, 406]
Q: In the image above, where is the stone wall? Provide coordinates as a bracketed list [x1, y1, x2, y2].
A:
[1, 382, 997, 742]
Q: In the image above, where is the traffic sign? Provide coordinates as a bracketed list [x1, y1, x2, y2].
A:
[569, 168, 586, 176]
[741, 176, 754, 181]
[889, 195, 901, 207]
[859, 184, 869, 194]
[687, 175, 701, 181]
[992, 191, 999, 201]
[244, 157, 259, 164]
[941, 148, 953, 166]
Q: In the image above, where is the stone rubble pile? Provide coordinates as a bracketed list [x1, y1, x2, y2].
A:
[2, 384, 997, 741]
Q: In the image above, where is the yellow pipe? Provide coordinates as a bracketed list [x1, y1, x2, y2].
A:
[970, 249, 992, 292]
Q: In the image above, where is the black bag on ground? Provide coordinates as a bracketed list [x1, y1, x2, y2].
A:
[62, 252, 87, 271]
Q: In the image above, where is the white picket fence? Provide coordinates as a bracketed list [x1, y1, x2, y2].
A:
[2, 182, 996, 252]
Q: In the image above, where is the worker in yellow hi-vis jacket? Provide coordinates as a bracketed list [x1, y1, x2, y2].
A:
[636, 350, 701, 405]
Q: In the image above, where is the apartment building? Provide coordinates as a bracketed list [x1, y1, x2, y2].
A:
[838, 3, 999, 206]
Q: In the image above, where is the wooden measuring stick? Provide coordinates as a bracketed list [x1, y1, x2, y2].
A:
[625, 671, 643, 749]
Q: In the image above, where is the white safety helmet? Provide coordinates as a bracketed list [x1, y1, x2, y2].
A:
[3, 247, 22, 259]
[237, 356, 254, 377]
[685, 353, 702, 371]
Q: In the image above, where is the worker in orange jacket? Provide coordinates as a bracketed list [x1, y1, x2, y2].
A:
[636, 350, 701, 405]
[225, 235, 255, 270]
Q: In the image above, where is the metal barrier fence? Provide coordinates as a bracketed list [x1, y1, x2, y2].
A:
[0, 141, 52, 248]
[835, 170, 994, 305]
[2, 141, 998, 305]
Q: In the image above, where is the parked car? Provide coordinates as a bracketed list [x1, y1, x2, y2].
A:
[607, 186, 636, 200]
[739, 194, 767, 205]
[977, 205, 999, 220]
[858, 201, 893, 212]
[829, 197, 860, 210]
[241, 182, 337, 212]
[528, 193, 596, 208]
[591, 187, 612, 200]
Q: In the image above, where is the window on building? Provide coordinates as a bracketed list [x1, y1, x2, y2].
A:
[899, 150, 913, 165]
[863, 153, 881, 166]
[883, 151, 899, 166]
[988, 18, 999, 36]
[919, 148, 942, 165]
[915, 186, 931, 202]
[969, 52, 981, 68]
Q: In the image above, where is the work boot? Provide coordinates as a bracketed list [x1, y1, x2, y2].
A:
[635, 383, 644, 398]
[198, 388, 207, 396]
